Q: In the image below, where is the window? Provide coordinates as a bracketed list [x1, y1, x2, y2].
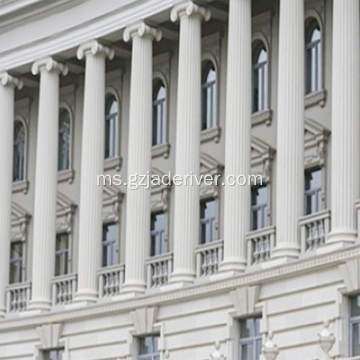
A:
[55, 233, 69, 276]
[201, 61, 216, 130]
[199, 199, 216, 244]
[138, 335, 160, 360]
[251, 186, 268, 231]
[105, 95, 118, 159]
[350, 295, 360, 356]
[239, 317, 262, 360]
[9, 241, 23, 284]
[151, 212, 166, 256]
[152, 80, 166, 146]
[252, 41, 268, 113]
[304, 168, 322, 215]
[58, 108, 71, 171]
[102, 223, 117, 267]
[305, 18, 321, 94]
[43, 349, 64, 360]
[13, 120, 25, 182]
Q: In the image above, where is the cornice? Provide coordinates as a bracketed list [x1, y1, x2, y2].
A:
[0, 243, 359, 331]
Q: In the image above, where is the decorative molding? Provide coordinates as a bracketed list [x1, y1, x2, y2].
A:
[252, 109, 273, 127]
[32, 57, 68, 76]
[305, 89, 327, 109]
[202, 32, 221, 66]
[252, 11, 272, 43]
[103, 182, 125, 223]
[123, 21, 162, 42]
[12, 179, 29, 194]
[229, 286, 260, 317]
[152, 143, 170, 159]
[36, 323, 63, 349]
[130, 307, 159, 335]
[11, 202, 31, 241]
[2, 244, 360, 330]
[209, 341, 225, 360]
[262, 332, 279, 360]
[151, 167, 171, 212]
[56, 192, 76, 234]
[0, 71, 23, 88]
[317, 321, 335, 360]
[339, 258, 360, 293]
[201, 127, 221, 144]
[170, 1, 211, 22]
[77, 40, 114, 60]
[251, 136, 275, 184]
[104, 156, 123, 172]
[57, 169, 74, 184]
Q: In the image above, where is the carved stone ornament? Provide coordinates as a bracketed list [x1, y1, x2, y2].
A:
[317, 321, 335, 360]
[262, 332, 279, 360]
[209, 341, 225, 360]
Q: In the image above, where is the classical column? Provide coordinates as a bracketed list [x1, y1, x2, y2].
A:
[121, 22, 161, 293]
[273, 0, 304, 258]
[170, 1, 210, 284]
[75, 41, 114, 303]
[29, 58, 68, 310]
[221, 0, 252, 272]
[0, 73, 23, 317]
[328, 0, 360, 244]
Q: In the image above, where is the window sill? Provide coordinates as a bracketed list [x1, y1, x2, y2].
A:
[104, 156, 122, 171]
[152, 143, 170, 159]
[252, 109, 273, 126]
[12, 180, 29, 194]
[305, 89, 327, 109]
[200, 127, 221, 143]
[58, 169, 74, 184]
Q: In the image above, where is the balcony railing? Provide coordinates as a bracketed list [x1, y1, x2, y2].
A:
[195, 239, 223, 277]
[146, 253, 173, 288]
[51, 274, 77, 306]
[246, 226, 275, 265]
[299, 209, 330, 253]
[98, 263, 125, 298]
[5, 282, 31, 313]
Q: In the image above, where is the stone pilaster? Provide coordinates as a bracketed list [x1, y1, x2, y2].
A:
[221, 0, 252, 272]
[75, 40, 114, 303]
[0, 73, 23, 317]
[29, 58, 68, 311]
[122, 22, 161, 294]
[328, 0, 360, 244]
[170, 1, 211, 284]
[273, 0, 305, 259]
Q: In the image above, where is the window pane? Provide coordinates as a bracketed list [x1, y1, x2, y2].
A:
[58, 109, 71, 171]
[153, 82, 166, 146]
[199, 199, 216, 244]
[240, 343, 253, 360]
[10, 242, 23, 284]
[102, 223, 117, 267]
[304, 168, 322, 215]
[201, 62, 216, 130]
[105, 96, 118, 159]
[305, 20, 321, 94]
[55, 233, 69, 276]
[151, 213, 166, 256]
[13, 121, 25, 182]
[251, 186, 267, 231]
[252, 44, 268, 113]
[352, 322, 360, 356]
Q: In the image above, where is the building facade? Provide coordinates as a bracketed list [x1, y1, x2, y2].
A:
[0, 0, 359, 359]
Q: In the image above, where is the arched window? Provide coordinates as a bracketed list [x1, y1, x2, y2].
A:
[58, 108, 71, 171]
[105, 95, 118, 159]
[13, 121, 25, 182]
[152, 80, 166, 146]
[201, 61, 216, 131]
[305, 18, 321, 94]
[252, 41, 268, 113]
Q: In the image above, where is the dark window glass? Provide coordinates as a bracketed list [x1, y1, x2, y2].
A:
[102, 223, 117, 267]
[43, 349, 64, 360]
[55, 233, 69, 276]
[304, 168, 322, 215]
[251, 186, 268, 231]
[138, 335, 160, 360]
[201, 61, 216, 131]
[153, 81, 166, 146]
[105, 96, 118, 159]
[151, 212, 166, 256]
[350, 295, 360, 356]
[199, 199, 216, 244]
[58, 108, 71, 171]
[252, 42, 268, 113]
[9, 242, 23, 284]
[13, 121, 25, 182]
[239, 318, 262, 360]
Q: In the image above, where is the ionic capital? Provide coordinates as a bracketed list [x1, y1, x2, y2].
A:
[0, 72, 23, 89]
[32, 57, 68, 76]
[77, 40, 115, 61]
[123, 21, 162, 42]
[170, 1, 211, 23]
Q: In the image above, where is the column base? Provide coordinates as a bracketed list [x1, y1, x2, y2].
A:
[327, 228, 357, 244]
[27, 298, 51, 312]
[219, 257, 246, 274]
[272, 243, 300, 260]
[169, 269, 195, 285]
[73, 289, 98, 304]
[121, 280, 146, 294]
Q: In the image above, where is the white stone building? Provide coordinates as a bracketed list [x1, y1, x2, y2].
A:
[0, 0, 359, 359]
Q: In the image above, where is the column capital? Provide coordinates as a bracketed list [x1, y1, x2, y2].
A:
[32, 57, 68, 76]
[123, 21, 162, 43]
[0, 72, 23, 89]
[170, 1, 211, 23]
[77, 40, 115, 61]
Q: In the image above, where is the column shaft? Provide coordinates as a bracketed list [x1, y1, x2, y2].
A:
[29, 58, 67, 310]
[221, 0, 252, 272]
[274, 0, 304, 258]
[329, 0, 360, 243]
[0, 73, 22, 317]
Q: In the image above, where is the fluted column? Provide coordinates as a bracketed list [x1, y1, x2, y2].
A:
[273, 0, 304, 258]
[0, 73, 23, 317]
[122, 22, 161, 294]
[221, 0, 251, 272]
[170, 1, 210, 284]
[328, 0, 360, 244]
[75, 41, 114, 303]
[29, 58, 68, 311]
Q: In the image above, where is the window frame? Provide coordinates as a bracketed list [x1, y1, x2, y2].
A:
[150, 211, 167, 257]
[55, 232, 70, 277]
[42, 348, 65, 360]
[102, 221, 118, 268]
[250, 185, 268, 231]
[137, 335, 160, 360]
[304, 167, 323, 215]
[152, 78, 167, 147]
[13, 117, 27, 184]
[58, 105, 72, 173]
[201, 59, 217, 132]
[239, 317, 262, 360]
[350, 294, 360, 357]
[199, 197, 217, 245]
[104, 91, 120, 162]
[9, 240, 24, 284]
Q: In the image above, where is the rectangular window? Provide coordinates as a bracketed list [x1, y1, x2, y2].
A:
[9, 241, 23, 284]
[199, 199, 216, 244]
[102, 223, 117, 267]
[304, 168, 322, 215]
[138, 335, 160, 360]
[43, 349, 64, 360]
[55, 233, 69, 276]
[251, 186, 268, 231]
[239, 317, 262, 360]
[350, 295, 360, 356]
[151, 212, 166, 256]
